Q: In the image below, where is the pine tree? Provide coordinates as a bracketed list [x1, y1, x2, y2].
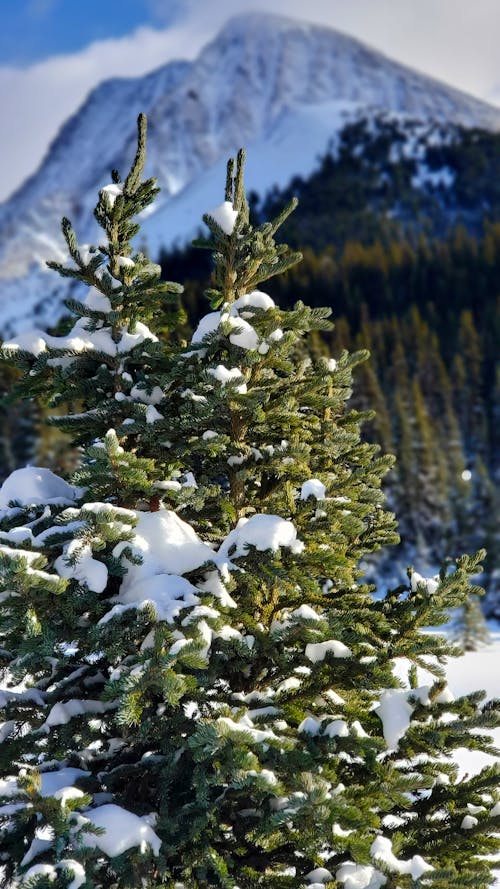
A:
[3, 112, 183, 461]
[0, 118, 499, 889]
[452, 594, 491, 652]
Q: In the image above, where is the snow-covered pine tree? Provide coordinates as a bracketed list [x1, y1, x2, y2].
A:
[0, 119, 499, 889]
[4, 113, 183, 460]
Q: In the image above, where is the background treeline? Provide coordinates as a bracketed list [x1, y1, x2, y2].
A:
[259, 115, 500, 246]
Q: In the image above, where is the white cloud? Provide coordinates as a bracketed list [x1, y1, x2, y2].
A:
[1, 0, 499, 203]
[0, 23, 205, 202]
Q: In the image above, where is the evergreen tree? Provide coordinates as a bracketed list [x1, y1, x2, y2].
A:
[3, 112, 183, 460]
[0, 118, 499, 889]
[452, 594, 491, 652]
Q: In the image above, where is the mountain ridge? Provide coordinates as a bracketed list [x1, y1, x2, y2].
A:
[2, 11, 500, 333]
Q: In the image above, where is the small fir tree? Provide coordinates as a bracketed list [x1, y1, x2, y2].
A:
[0, 117, 499, 889]
[452, 594, 491, 652]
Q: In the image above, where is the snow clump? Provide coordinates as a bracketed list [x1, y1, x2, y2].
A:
[371, 835, 434, 878]
[411, 570, 440, 595]
[0, 467, 82, 509]
[305, 640, 352, 662]
[218, 514, 304, 561]
[336, 861, 387, 889]
[300, 479, 326, 500]
[375, 686, 431, 749]
[207, 201, 238, 235]
[80, 804, 161, 856]
[190, 289, 277, 355]
[22, 861, 85, 889]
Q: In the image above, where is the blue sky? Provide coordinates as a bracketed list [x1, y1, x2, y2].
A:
[0, 0, 181, 64]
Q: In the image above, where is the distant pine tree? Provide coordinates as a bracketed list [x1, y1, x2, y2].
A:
[452, 594, 491, 652]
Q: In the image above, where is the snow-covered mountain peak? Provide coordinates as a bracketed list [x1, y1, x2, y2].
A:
[212, 11, 316, 40]
[1, 11, 500, 333]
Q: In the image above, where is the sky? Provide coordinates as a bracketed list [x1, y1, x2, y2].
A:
[1, 0, 500, 202]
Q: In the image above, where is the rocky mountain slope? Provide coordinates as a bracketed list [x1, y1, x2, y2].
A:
[1, 12, 500, 333]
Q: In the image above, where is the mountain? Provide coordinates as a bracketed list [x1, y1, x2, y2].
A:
[2, 11, 500, 333]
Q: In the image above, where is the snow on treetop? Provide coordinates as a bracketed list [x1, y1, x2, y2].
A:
[80, 803, 161, 856]
[0, 467, 82, 509]
[100, 182, 124, 207]
[207, 200, 238, 235]
[217, 514, 304, 561]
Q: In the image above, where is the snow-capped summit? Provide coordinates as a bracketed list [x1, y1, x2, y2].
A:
[1, 12, 500, 333]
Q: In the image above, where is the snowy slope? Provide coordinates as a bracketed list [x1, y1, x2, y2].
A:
[141, 99, 365, 253]
[2, 12, 500, 333]
[445, 638, 500, 886]
[445, 637, 500, 775]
